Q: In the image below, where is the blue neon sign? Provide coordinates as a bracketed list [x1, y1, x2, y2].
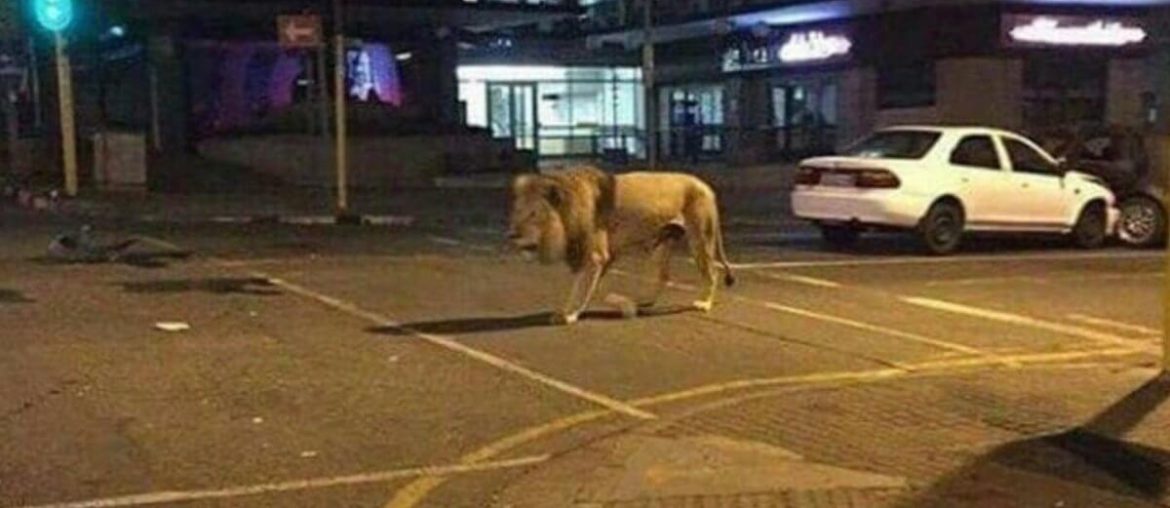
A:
[33, 0, 74, 32]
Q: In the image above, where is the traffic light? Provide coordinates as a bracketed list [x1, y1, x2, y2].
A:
[32, 0, 73, 32]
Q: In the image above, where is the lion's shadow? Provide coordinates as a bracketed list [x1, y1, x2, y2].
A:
[368, 305, 696, 336]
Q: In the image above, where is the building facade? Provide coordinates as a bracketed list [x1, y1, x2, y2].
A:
[563, 0, 1168, 165]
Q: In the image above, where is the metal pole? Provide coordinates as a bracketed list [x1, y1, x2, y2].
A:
[317, 44, 329, 139]
[28, 37, 43, 131]
[642, 0, 656, 170]
[4, 90, 19, 174]
[54, 32, 77, 197]
[148, 65, 162, 152]
[333, 0, 349, 214]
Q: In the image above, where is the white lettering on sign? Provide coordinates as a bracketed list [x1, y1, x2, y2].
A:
[778, 31, 851, 63]
[1009, 17, 1146, 46]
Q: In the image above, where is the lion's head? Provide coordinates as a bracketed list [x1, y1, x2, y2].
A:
[507, 168, 615, 272]
[507, 174, 568, 264]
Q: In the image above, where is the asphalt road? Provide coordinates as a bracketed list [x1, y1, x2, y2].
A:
[0, 192, 1165, 508]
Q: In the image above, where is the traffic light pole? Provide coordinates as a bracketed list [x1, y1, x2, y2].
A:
[54, 32, 77, 197]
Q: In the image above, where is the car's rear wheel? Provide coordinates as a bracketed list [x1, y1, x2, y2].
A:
[1118, 196, 1166, 248]
[820, 225, 860, 250]
[919, 201, 964, 255]
[1071, 203, 1108, 249]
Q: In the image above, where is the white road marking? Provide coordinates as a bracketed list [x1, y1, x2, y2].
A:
[1066, 313, 1161, 337]
[755, 271, 842, 288]
[258, 274, 656, 420]
[732, 251, 1160, 270]
[758, 301, 1007, 363]
[925, 272, 1162, 287]
[19, 454, 549, 508]
[609, 269, 1006, 365]
[901, 297, 1153, 349]
[925, 276, 1050, 287]
[427, 236, 463, 247]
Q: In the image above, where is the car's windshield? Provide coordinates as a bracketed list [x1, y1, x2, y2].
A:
[842, 130, 941, 160]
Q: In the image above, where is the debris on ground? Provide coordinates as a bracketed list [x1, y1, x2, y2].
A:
[154, 322, 191, 332]
[47, 225, 139, 263]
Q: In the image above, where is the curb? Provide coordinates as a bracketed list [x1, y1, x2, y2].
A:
[4, 188, 416, 227]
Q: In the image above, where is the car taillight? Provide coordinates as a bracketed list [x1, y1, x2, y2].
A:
[796, 166, 821, 185]
[856, 169, 900, 189]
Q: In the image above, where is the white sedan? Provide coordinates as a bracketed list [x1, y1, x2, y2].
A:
[791, 126, 1118, 255]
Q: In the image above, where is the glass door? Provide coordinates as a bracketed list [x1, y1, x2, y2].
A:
[772, 80, 838, 159]
[487, 82, 539, 153]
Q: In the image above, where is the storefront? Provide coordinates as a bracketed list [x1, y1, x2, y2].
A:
[457, 65, 644, 158]
[697, 5, 1157, 164]
[719, 25, 853, 161]
[659, 83, 724, 161]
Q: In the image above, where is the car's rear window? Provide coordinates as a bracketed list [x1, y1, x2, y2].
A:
[842, 130, 941, 160]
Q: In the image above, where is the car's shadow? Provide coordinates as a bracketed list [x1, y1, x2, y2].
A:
[748, 232, 1121, 257]
[368, 305, 696, 336]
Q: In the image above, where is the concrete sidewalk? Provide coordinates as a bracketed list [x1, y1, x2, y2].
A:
[490, 362, 1170, 508]
[4, 163, 793, 225]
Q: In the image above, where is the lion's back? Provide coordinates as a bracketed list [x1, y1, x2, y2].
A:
[607, 172, 716, 251]
[614, 172, 712, 212]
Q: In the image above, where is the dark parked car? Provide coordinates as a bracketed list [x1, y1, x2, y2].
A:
[1041, 125, 1166, 248]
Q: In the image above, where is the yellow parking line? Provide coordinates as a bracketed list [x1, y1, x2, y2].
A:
[1066, 313, 1161, 337]
[20, 455, 550, 508]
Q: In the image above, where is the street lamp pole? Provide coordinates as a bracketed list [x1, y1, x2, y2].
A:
[642, 0, 656, 170]
[55, 31, 76, 196]
[332, 0, 349, 216]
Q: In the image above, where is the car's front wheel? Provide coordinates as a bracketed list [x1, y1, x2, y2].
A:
[820, 225, 860, 250]
[918, 201, 964, 255]
[1118, 195, 1166, 248]
[1071, 203, 1108, 249]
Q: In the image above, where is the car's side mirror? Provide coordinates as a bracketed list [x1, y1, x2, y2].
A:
[1055, 157, 1071, 174]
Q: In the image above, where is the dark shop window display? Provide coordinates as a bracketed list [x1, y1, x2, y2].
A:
[877, 61, 936, 109]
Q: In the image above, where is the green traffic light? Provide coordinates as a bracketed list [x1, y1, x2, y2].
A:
[33, 0, 73, 32]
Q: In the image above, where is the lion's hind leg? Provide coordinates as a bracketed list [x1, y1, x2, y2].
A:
[638, 223, 684, 309]
[685, 220, 718, 312]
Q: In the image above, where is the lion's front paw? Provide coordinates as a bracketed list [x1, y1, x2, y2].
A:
[692, 300, 714, 312]
[551, 312, 579, 326]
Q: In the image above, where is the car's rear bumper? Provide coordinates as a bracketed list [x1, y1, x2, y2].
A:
[791, 188, 931, 229]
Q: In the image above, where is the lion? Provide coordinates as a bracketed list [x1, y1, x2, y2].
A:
[507, 166, 735, 325]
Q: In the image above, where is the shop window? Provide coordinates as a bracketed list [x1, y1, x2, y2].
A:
[878, 62, 935, 109]
[772, 80, 838, 159]
[1022, 58, 1105, 130]
[661, 84, 724, 161]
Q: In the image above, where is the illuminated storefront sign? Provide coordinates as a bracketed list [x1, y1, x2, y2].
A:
[1004, 15, 1146, 47]
[723, 28, 851, 72]
[778, 31, 851, 63]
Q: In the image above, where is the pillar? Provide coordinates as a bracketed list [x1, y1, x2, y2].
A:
[147, 36, 189, 153]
